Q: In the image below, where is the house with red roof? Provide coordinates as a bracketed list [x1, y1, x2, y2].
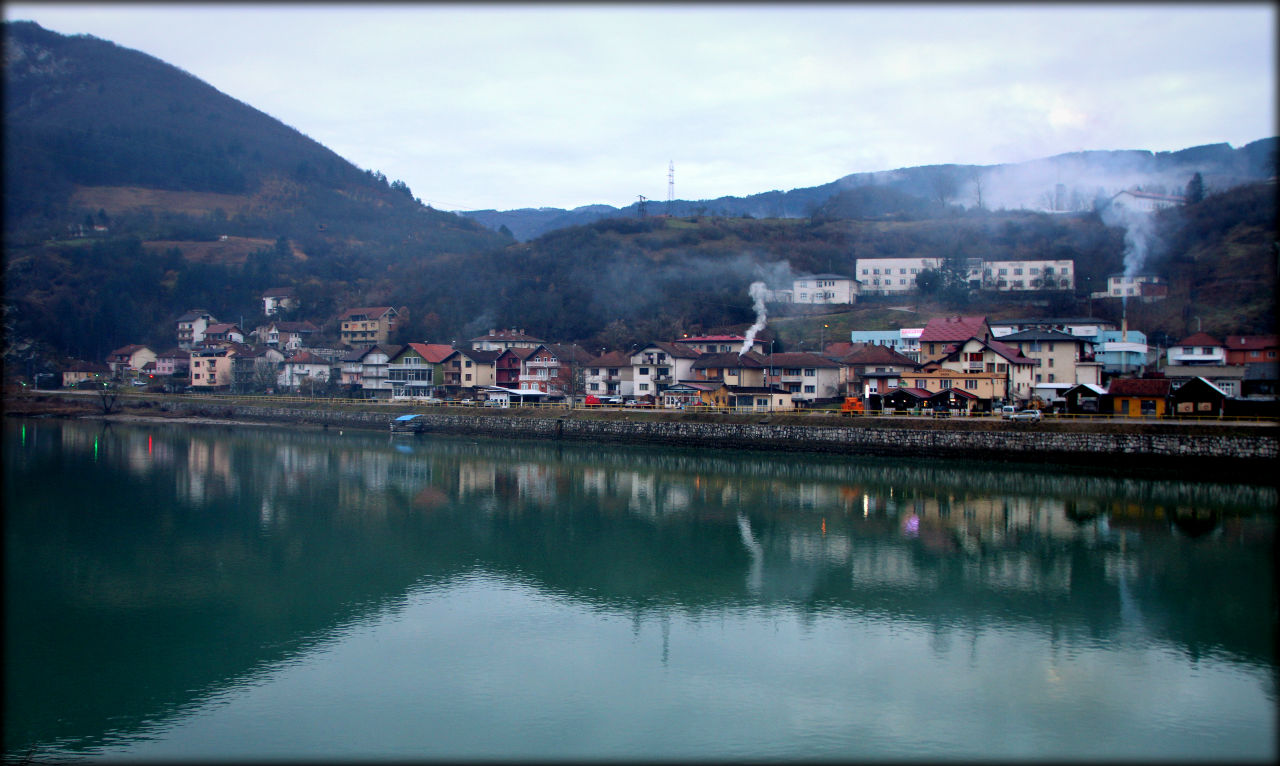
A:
[105, 344, 157, 378]
[1223, 335, 1278, 365]
[1106, 376, 1173, 418]
[928, 336, 1039, 403]
[387, 342, 453, 399]
[585, 350, 637, 399]
[494, 347, 536, 388]
[521, 343, 594, 395]
[469, 328, 545, 351]
[917, 315, 993, 363]
[441, 348, 500, 392]
[691, 351, 771, 388]
[836, 343, 920, 398]
[1166, 332, 1226, 366]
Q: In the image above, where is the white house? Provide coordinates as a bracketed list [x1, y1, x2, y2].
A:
[278, 350, 332, 392]
[1099, 274, 1168, 301]
[630, 342, 702, 397]
[1166, 332, 1226, 366]
[176, 309, 217, 349]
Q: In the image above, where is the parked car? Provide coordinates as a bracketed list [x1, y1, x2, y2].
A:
[130, 379, 148, 387]
[998, 405, 1019, 419]
[1010, 409, 1042, 422]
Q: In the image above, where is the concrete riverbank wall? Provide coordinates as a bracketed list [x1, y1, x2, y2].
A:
[123, 398, 1276, 481]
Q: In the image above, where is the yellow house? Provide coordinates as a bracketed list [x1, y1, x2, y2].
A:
[1106, 377, 1172, 417]
[189, 347, 235, 389]
[339, 306, 406, 347]
[902, 368, 1009, 402]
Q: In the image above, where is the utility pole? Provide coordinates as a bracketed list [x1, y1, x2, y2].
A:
[667, 161, 675, 216]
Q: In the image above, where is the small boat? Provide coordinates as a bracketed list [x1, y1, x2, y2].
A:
[390, 414, 426, 433]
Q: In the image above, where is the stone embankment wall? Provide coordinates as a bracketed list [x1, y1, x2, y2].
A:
[152, 400, 1276, 478]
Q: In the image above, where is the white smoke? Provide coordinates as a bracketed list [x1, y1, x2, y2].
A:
[1099, 201, 1157, 279]
[739, 281, 769, 354]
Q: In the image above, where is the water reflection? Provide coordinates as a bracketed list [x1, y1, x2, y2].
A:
[3, 419, 1275, 761]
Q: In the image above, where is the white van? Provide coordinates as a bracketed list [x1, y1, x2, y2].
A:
[999, 405, 1019, 419]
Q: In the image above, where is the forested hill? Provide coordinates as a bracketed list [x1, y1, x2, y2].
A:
[462, 140, 1277, 241]
[3, 20, 506, 257]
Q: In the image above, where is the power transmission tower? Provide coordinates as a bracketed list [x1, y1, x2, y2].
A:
[637, 195, 647, 218]
[667, 160, 674, 215]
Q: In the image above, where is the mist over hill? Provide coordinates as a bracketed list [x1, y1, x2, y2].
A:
[463, 140, 1275, 241]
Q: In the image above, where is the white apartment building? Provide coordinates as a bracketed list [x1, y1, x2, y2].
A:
[981, 260, 1074, 291]
[855, 258, 942, 295]
[787, 274, 860, 304]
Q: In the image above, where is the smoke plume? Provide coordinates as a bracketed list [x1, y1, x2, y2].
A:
[739, 281, 769, 354]
[1099, 200, 1157, 279]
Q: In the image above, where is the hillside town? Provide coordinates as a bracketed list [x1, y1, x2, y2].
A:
[58, 268, 1276, 418]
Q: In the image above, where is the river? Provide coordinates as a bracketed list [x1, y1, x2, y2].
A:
[4, 417, 1275, 761]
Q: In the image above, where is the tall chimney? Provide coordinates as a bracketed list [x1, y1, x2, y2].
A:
[1121, 313, 1128, 343]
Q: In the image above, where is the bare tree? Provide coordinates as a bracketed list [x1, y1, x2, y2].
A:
[95, 380, 121, 415]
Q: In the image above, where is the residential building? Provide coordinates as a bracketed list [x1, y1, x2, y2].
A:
[339, 344, 400, 398]
[262, 286, 298, 316]
[259, 321, 320, 352]
[1106, 377, 1172, 418]
[989, 317, 1117, 342]
[1108, 188, 1185, 213]
[494, 347, 536, 388]
[176, 309, 216, 349]
[338, 306, 405, 347]
[762, 352, 842, 402]
[675, 335, 765, 354]
[1161, 364, 1246, 398]
[899, 368, 1010, 407]
[1097, 274, 1168, 300]
[387, 343, 453, 399]
[583, 350, 636, 398]
[61, 362, 110, 388]
[521, 343, 594, 396]
[202, 323, 245, 345]
[190, 346, 234, 389]
[232, 346, 284, 392]
[855, 257, 943, 295]
[836, 343, 920, 398]
[630, 342, 701, 397]
[1094, 329, 1149, 375]
[469, 328, 544, 351]
[722, 386, 795, 413]
[780, 273, 860, 304]
[442, 348, 500, 391]
[931, 336, 1039, 402]
[917, 315, 993, 363]
[105, 344, 157, 378]
[998, 329, 1102, 385]
[1166, 332, 1226, 366]
[277, 350, 331, 392]
[980, 260, 1075, 291]
[845, 329, 923, 361]
[690, 351, 770, 388]
[1223, 335, 1277, 365]
[154, 349, 190, 378]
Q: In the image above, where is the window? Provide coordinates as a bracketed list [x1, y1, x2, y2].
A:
[1048, 358, 1055, 367]
[1048, 374, 1055, 382]
[1030, 267, 1039, 275]
[965, 379, 977, 389]
[638, 383, 649, 391]
[1036, 374, 1042, 383]
[803, 385, 815, 393]
[804, 369, 816, 376]
[1014, 268, 1023, 275]
[465, 374, 472, 382]
[1201, 347, 1213, 355]
[941, 379, 952, 389]
[639, 367, 649, 375]
[910, 268, 918, 274]
[899, 268, 907, 274]
[915, 380, 927, 388]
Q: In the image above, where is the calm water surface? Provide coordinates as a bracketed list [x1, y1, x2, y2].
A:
[4, 418, 1275, 761]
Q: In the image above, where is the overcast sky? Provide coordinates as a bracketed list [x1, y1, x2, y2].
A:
[5, 3, 1275, 211]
